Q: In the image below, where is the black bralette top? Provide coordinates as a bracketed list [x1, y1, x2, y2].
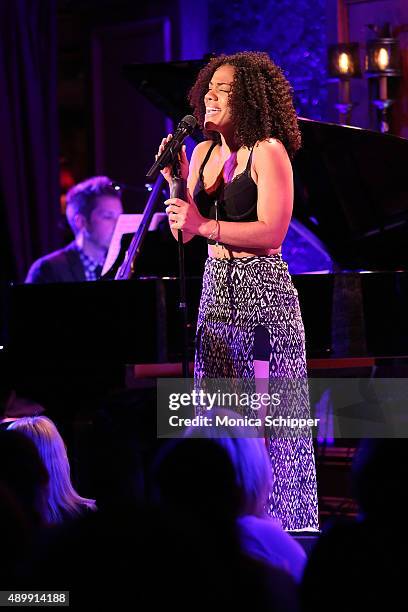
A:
[193, 142, 258, 244]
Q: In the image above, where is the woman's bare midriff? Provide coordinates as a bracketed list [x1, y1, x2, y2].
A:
[208, 243, 282, 259]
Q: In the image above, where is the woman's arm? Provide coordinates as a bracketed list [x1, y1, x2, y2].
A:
[166, 139, 293, 250]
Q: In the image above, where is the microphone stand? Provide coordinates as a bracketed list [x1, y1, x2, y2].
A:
[170, 159, 190, 378]
[111, 174, 166, 280]
[106, 132, 192, 377]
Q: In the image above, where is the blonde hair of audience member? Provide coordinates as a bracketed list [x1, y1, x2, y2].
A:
[8, 416, 96, 523]
[183, 409, 273, 517]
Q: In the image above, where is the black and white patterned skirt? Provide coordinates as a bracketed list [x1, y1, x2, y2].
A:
[194, 254, 319, 531]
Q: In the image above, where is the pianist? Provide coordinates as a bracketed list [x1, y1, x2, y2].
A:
[25, 176, 123, 283]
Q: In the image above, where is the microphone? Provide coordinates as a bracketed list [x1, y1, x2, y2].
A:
[146, 115, 197, 180]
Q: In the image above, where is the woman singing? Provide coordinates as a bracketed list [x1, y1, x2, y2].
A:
[159, 51, 319, 531]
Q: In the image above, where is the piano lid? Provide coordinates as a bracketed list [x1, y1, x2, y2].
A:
[123, 59, 203, 131]
[124, 59, 408, 271]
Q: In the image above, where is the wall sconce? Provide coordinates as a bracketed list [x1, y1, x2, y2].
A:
[328, 43, 361, 125]
[365, 23, 401, 133]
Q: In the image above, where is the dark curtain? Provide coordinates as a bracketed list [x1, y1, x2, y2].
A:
[0, 0, 60, 283]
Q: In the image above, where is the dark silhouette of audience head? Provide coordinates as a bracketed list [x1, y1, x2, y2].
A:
[182, 412, 273, 517]
[301, 436, 408, 612]
[153, 436, 242, 522]
[351, 437, 408, 519]
[0, 482, 31, 585]
[0, 430, 49, 527]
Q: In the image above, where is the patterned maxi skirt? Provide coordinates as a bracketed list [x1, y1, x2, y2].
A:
[194, 254, 319, 531]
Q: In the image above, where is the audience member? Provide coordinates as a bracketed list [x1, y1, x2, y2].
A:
[0, 482, 31, 585]
[183, 412, 307, 582]
[8, 416, 95, 523]
[0, 430, 49, 528]
[152, 434, 300, 610]
[301, 438, 408, 611]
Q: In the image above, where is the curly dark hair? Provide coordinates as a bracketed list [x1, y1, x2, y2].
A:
[188, 51, 301, 159]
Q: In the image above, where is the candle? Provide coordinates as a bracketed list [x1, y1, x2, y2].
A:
[379, 75, 387, 100]
[341, 79, 350, 104]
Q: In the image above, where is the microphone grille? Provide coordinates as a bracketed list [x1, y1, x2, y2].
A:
[180, 114, 197, 133]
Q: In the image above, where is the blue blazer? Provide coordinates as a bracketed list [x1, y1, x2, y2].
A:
[25, 241, 86, 283]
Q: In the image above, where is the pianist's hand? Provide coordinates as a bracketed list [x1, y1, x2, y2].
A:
[156, 134, 189, 185]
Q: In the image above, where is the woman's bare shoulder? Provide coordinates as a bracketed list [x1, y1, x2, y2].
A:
[253, 138, 288, 155]
[189, 140, 217, 175]
[253, 138, 290, 167]
[192, 139, 216, 159]
[251, 139, 292, 186]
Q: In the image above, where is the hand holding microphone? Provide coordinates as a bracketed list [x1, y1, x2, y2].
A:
[156, 134, 189, 187]
[146, 114, 197, 180]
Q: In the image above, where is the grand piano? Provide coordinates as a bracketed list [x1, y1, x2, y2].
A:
[6, 58, 408, 416]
